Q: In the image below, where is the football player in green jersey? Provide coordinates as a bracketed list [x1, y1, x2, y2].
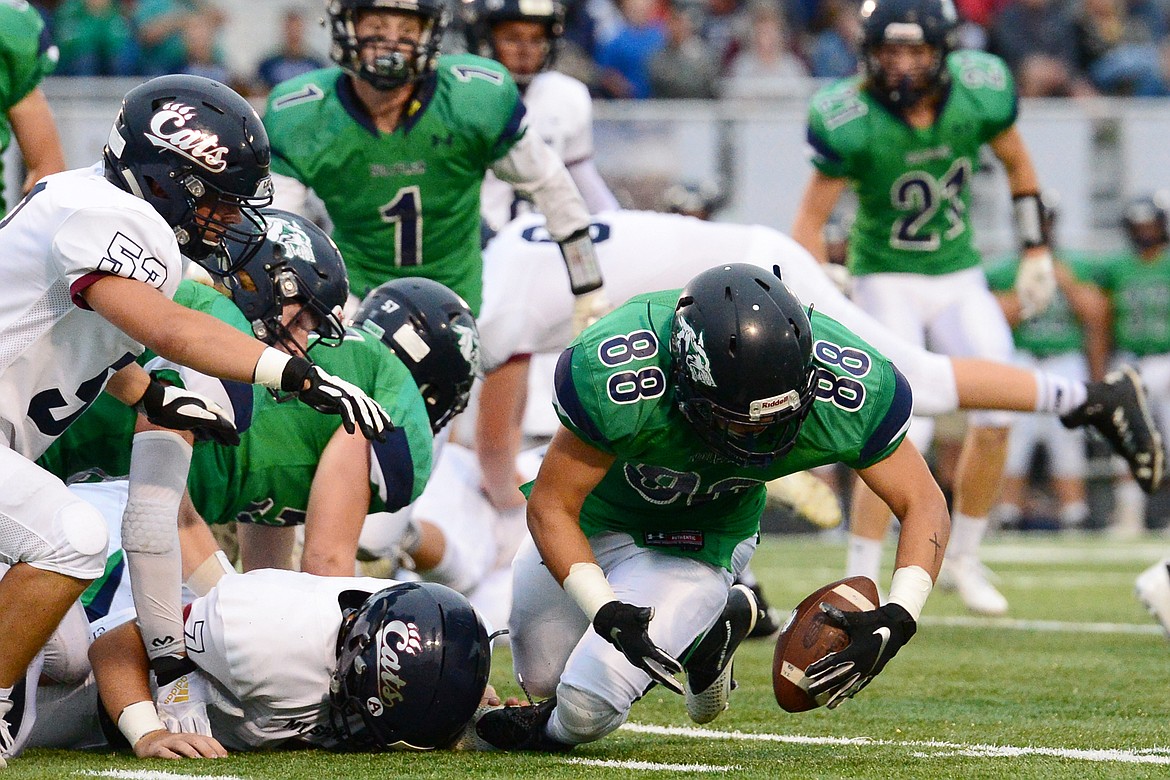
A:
[264, 0, 605, 324]
[792, 0, 1063, 616]
[0, 0, 65, 215]
[474, 264, 949, 751]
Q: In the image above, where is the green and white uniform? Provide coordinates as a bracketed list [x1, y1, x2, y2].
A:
[264, 55, 525, 310]
[189, 327, 433, 527]
[508, 292, 912, 721]
[37, 279, 255, 482]
[0, 0, 57, 214]
[806, 49, 1019, 435]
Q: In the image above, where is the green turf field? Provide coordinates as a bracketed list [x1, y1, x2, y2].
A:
[10, 533, 1170, 779]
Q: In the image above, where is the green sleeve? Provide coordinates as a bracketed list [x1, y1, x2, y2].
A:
[950, 51, 1018, 141]
[439, 54, 526, 167]
[263, 68, 337, 182]
[806, 79, 867, 179]
[0, 3, 55, 112]
[984, 259, 1019, 292]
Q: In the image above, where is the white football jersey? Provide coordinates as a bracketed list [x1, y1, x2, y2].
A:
[184, 569, 392, 751]
[0, 164, 183, 458]
[481, 71, 595, 230]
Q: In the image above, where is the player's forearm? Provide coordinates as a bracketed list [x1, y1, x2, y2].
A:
[91, 622, 156, 723]
[990, 126, 1041, 197]
[476, 363, 530, 509]
[492, 131, 591, 240]
[860, 443, 950, 580]
[10, 88, 66, 189]
[526, 498, 598, 585]
[567, 159, 619, 214]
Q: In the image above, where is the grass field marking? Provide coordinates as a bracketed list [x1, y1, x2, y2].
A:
[78, 770, 249, 780]
[621, 724, 1170, 764]
[921, 614, 1163, 635]
[566, 758, 739, 772]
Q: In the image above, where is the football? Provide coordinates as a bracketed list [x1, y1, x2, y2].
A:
[772, 575, 880, 713]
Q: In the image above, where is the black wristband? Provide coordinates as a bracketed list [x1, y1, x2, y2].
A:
[133, 378, 164, 415]
[279, 355, 313, 393]
[152, 654, 198, 685]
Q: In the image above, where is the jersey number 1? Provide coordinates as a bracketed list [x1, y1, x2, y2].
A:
[379, 186, 423, 267]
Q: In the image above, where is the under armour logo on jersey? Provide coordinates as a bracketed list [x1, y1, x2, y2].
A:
[431, 132, 454, 148]
[145, 101, 229, 173]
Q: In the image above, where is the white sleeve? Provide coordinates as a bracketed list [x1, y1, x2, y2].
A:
[490, 129, 590, 242]
[567, 158, 619, 214]
[269, 172, 311, 217]
[52, 207, 182, 300]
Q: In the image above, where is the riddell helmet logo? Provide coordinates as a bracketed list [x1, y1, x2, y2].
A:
[145, 101, 229, 173]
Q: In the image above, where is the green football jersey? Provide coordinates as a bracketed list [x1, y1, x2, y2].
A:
[188, 327, 433, 527]
[264, 54, 525, 312]
[808, 50, 1017, 276]
[984, 254, 1098, 357]
[546, 291, 912, 571]
[1090, 249, 1170, 356]
[37, 280, 253, 481]
[0, 0, 57, 214]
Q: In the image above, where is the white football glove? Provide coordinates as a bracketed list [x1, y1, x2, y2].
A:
[155, 666, 214, 737]
[572, 289, 613, 337]
[1014, 249, 1057, 320]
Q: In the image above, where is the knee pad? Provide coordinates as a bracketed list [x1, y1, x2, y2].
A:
[48, 500, 108, 580]
[549, 683, 627, 744]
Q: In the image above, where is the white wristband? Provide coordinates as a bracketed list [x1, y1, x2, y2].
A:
[562, 561, 616, 621]
[252, 347, 291, 390]
[887, 565, 933, 622]
[118, 700, 167, 747]
[184, 550, 234, 597]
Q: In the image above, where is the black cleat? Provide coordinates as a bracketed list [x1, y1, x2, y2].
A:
[684, 584, 757, 724]
[1062, 366, 1164, 493]
[741, 581, 783, 639]
[474, 698, 573, 752]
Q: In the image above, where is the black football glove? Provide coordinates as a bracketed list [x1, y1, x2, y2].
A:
[280, 357, 392, 442]
[135, 379, 239, 446]
[593, 600, 684, 694]
[805, 602, 917, 709]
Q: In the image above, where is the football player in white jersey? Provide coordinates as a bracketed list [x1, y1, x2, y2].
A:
[471, 210, 1161, 541]
[464, 0, 619, 231]
[13, 479, 493, 759]
[0, 74, 394, 768]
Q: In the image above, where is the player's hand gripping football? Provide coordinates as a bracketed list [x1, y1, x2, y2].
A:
[805, 603, 917, 709]
[1015, 248, 1057, 319]
[281, 358, 392, 442]
[592, 600, 684, 694]
[135, 378, 239, 446]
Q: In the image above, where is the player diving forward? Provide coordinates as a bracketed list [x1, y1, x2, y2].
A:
[475, 263, 948, 750]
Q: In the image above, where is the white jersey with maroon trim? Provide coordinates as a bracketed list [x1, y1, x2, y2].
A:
[0, 163, 183, 458]
[480, 71, 595, 231]
[185, 569, 392, 751]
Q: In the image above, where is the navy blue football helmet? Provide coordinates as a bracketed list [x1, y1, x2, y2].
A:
[860, 0, 958, 111]
[103, 74, 273, 274]
[353, 278, 480, 433]
[328, 0, 449, 91]
[1123, 192, 1170, 252]
[222, 209, 349, 356]
[671, 263, 817, 467]
[462, 0, 564, 84]
[329, 582, 491, 751]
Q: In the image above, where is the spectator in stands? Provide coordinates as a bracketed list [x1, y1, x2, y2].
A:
[703, 0, 749, 70]
[53, 0, 140, 76]
[808, 0, 861, 78]
[649, 0, 721, 98]
[594, 0, 666, 98]
[990, 0, 1096, 96]
[254, 9, 325, 94]
[722, 0, 809, 97]
[133, 0, 224, 76]
[1074, 0, 1168, 96]
[180, 13, 229, 85]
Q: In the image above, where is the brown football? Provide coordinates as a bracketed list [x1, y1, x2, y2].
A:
[772, 576, 880, 713]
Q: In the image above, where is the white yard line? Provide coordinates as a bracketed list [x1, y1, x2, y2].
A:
[79, 770, 248, 780]
[565, 758, 739, 772]
[921, 614, 1163, 635]
[620, 724, 1170, 764]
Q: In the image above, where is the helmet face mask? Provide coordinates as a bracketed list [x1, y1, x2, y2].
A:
[859, 0, 957, 112]
[463, 0, 564, 83]
[352, 278, 480, 434]
[329, 0, 448, 91]
[670, 264, 818, 468]
[103, 75, 273, 275]
[223, 209, 350, 360]
[329, 582, 491, 751]
[1123, 193, 1170, 253]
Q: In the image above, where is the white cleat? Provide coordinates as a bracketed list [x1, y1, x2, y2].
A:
[1135, 558, 1170, 639]
[765, 471, 843, 530]
[945, 557, 1009, 617]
